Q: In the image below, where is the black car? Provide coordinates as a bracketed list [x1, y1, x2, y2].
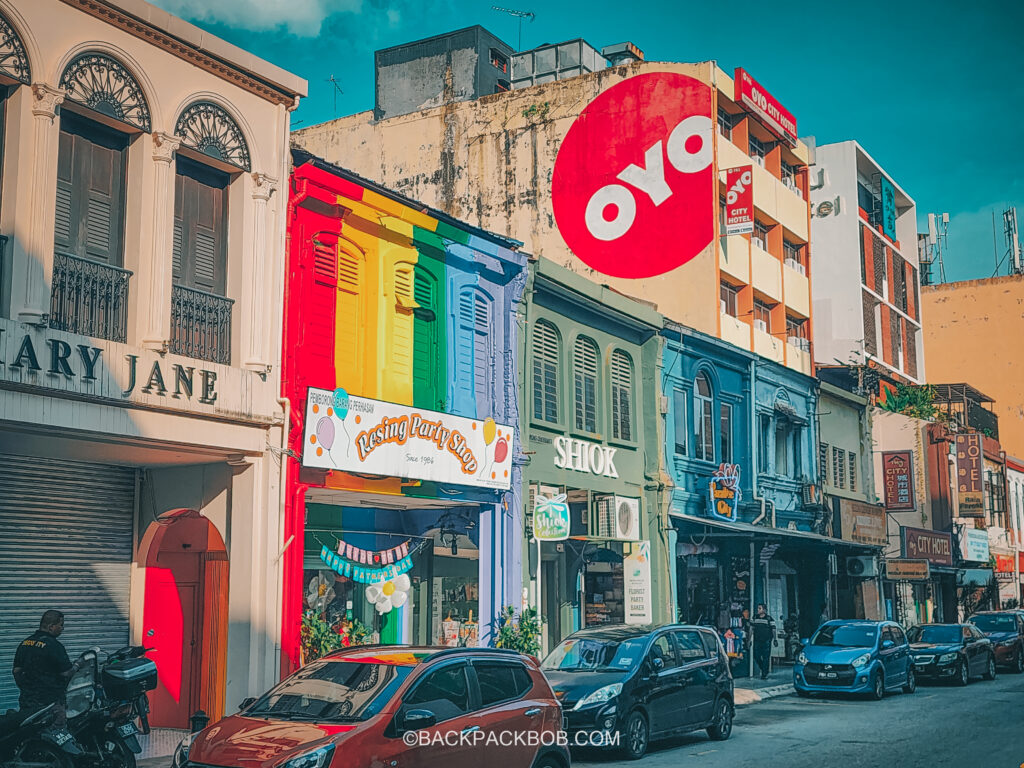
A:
[907, 623, 997, 685]
[541, 624, 734, 760]
[969, 611, 1024, 673]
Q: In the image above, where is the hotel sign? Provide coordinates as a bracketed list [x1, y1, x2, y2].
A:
[881, 451, 916, 511]
[955, 434, 984, 518]
[901, 526, 953, 567]
[734, 68, 797, 145]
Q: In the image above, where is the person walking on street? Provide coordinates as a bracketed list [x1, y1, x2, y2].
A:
[751, 603, 776, 680]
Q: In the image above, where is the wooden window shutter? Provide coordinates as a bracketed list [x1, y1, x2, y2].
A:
[472, 292, 492, 407]
[412, 268, 441, 410]
[333, 242, 361, 363]
[55, 130, 74, 250]
[611, 349, 632, 441]
[391, 263, 415, 378]
[174, 158, 228, 294]
[532, 321, 559, 423]
[574, 336, 598, 433]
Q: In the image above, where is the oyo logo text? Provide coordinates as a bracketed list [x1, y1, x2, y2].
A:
[726, 170, 752, 204]
[551, 72, 715, 279]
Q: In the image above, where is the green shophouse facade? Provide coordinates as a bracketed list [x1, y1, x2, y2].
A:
[519, 258, 670, 652]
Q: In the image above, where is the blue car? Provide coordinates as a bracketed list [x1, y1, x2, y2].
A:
[794, 620, 917, 699]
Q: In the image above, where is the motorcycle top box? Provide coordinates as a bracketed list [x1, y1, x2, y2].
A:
[102, 658, 157, 700]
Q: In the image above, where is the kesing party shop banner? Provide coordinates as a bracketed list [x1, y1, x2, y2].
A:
[303, 387, 513, 491]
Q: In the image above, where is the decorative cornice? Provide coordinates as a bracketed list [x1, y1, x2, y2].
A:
[59, 0, 297, 107]
[152, 131, 181, 163]
[31, 83, 64, 120]
[251, 172, 278, 201]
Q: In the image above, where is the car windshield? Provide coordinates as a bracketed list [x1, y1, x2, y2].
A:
[811, 624, 878, 648]
[246, 660, 413, 722]
[970, 615, 1017, 632]
[542, 637, 648, 671]
[907, 626, 961, 644]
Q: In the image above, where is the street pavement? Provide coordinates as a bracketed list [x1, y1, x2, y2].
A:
[574, 673, 1024, 768]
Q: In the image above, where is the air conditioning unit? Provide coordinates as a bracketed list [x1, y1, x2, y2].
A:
[846, 556, 878, 578]
[752, 236, 766, 250]
[753, 155, 765, 168]
[801, 482, 822, 507]
[784, 258, 806, 276]
[720, 298, 728, 314]
[601, 495, 639, 541]
[754, 318, 768, 333]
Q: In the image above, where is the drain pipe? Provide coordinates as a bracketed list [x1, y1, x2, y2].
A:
[749, 358, 769, 525]
[273, 395, 291, 683]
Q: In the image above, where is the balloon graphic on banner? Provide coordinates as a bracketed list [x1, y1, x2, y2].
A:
[483, 418, 497, 445]
[316, 417, 335, 450]
[494, 437, 508, 464]
[332, 388, 350, 418]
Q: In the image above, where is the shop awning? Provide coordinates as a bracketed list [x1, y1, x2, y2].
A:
[670, 513, 881, 550]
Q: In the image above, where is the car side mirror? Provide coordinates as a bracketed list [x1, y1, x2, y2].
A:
[239, 697, 256, 710]
[648, 656, 664, 676]
[881, 640, 895, 650]
[402, 709, 437, 731]
[800, 638, 809, 646]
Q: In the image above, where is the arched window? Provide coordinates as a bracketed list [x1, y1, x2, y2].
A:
[610, 350, 633, 441]
[573, 336, 599, 433]
[532, 320, 559, 424]
[694, 371, 714, 461]
[59, 53, 151, 131]
[457, 289, 493, 410]
[0, 12, 31, 83]
[174, 101, 251, 172]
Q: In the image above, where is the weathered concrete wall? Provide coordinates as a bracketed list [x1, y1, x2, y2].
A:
[920, 275, 1024, 457]
[294, 60, 721, 335]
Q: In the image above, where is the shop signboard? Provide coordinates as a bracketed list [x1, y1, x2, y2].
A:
[881, 451, 916, 511]
[955, 434, 984, 518]
[901, 526, 953, 567]
[839, 500, 887, 547]
[533, 493, 571, 541]
[302, 387, 513, 490]
[724, 167, 754, 236]
[880, 175, 897, 241]
[707, 463, 741, 522]
[885, 559, 930, 581]
[734, 68, 798, 145]
[551, 72, 714, 279]
[962, 528, 990, 563]
[994, 554, 1014, 581]
[624, 540, 653, 625]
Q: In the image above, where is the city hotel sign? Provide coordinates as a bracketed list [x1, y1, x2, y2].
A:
[901, 526, 953, 567]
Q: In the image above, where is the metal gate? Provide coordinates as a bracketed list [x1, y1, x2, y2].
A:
[0, 453, 136, 711]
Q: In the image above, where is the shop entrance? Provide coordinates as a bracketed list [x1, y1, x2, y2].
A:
[139, 509, 228, 728]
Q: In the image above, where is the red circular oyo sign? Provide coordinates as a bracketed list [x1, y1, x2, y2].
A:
[551, 72, 714, 279]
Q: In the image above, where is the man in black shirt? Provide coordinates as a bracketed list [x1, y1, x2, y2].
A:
[750, 603, 776, 680]
[13, 610, 78, 722]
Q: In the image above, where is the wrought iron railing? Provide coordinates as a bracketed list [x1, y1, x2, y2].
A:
[169, 283, 233, 365]
[49, 251, 132, 342]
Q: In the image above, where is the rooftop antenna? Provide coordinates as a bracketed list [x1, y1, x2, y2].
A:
[1003, 207, 1023, 276]
[325, 75, 344, 117]
[919, 212, 949, 285]
[491, 5, 535, 51]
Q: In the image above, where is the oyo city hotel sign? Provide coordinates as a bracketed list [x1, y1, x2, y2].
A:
[551, 72, 714, 278]
[734, 68, 797, 146]
[553, 436, 619, 478]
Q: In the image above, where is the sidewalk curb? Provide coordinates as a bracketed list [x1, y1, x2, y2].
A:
[734, 682, 794, 707]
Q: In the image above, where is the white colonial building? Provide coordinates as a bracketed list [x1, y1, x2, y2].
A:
[0, 0, 305, 730]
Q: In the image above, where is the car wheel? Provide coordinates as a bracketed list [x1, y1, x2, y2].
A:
[621, 710, 649, 761]
[1014, 649, 1024, 674]
[903, 667, 917, 694]
[869, 670, 885, 700]
[706, 698, 734, 741]
[982, 654, 997, 681]
[955, 659, 969, 686]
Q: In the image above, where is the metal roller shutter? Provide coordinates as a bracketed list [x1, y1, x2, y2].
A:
[0, 453, 136, 711]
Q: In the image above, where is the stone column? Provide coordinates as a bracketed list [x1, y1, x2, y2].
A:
[244, 172, 277, 372]
[18, 84, 64, 325]
[142, 132, 181, 351]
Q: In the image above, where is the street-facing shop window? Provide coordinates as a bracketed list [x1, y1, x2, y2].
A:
[610, 350, 633, 441]
[693, 372, 714, 462]
[573, 336, 599, 433]
[532, 320, 560, 423]
[720, 403, 733, 464]
[673, 389, 687, 455]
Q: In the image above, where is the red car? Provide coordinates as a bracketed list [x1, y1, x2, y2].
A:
[173, 646, 569, 768]
[969, 611, 1024, 673]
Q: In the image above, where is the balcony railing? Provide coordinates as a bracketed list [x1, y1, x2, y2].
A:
[170, 284, 233, 365]
[49, 251, 131, 343]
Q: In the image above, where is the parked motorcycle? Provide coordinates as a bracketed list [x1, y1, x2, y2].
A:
[64, 646, 157, 768]
[784, 612, 803, 661]
[0, 704, 72, 768]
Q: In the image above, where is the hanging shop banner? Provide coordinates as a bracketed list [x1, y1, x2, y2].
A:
[880, 175, 897, 241]
[962, 528, 990, 563]
[724, 167, 754, 236]
[901, 526, 953, 567]
[734, 68, 797, 146]
[885, 559, 930, 581]
[320, 545, 414, 584]
[955, 434, 984, 518]
[838, 501, 887, 547]
[881, 451, 916, 511]
[534, 493, 571, 541]
[624, 540, 653, 625]
[337, 540, 410, 567]
[303, 387, 513, 490]
[708, 463, 741, 522]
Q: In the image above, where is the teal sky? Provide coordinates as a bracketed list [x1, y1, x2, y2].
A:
[154, 0, 1023, 283]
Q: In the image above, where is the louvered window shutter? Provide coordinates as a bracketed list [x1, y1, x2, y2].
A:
[55, 130, 74, 251]
[391, 264, 415, 378]
[472, 293, 491, 408]
[610, 350, 632, 441]
[173, 159, 228, 294]
[573, 337, 598, 433]
[412, 269, 441, 409]
[455, 292, 475, 397]
[532, 321, 559, 423]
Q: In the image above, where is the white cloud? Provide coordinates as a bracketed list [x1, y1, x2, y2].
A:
[154, 0, 361, 37]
